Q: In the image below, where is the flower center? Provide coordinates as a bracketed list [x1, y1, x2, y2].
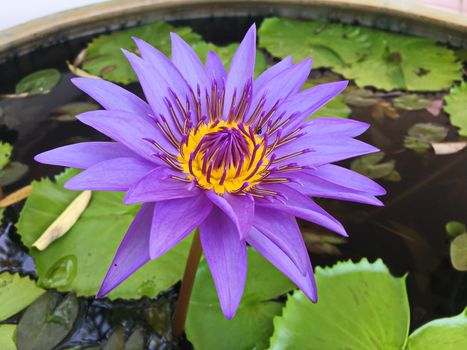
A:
[179, 121, 269, 194]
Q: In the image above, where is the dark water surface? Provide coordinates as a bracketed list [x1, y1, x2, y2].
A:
[0, 16, 466, 349]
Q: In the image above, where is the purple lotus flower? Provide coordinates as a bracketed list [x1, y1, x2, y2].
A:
[36, 24, 385, 319]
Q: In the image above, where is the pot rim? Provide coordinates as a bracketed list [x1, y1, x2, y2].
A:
[1, 0, 466, 60]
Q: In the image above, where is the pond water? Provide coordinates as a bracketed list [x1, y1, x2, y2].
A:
[0, 16, 466, 349]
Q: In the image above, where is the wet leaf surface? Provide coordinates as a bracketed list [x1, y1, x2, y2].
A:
[0, 272, 44, 321]
[444, 82, 467, 136]
[404, 123, 448, 153]
[193, 42, 268, 77]
[16, 169, 192, 299]
[81, 22, 203, 84]
[185, 248, 294, 350]
[16, 292, 79, 350]
[350, 152, 400, 181]
[15, 69, 61, 96]
[269, 259, 410, 350]
[407, 308, 467, 350]
[343, 88, 380, 107]
[393, 94, 431, 111]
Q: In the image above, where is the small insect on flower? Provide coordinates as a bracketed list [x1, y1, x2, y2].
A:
[36, 24, 385, 319]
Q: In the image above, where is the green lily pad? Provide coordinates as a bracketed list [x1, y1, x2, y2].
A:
[335, 31, 461, 91]
[350, 152, 400, 181]
[0, 272, 45, 321]
[302, 80, 350, 119]
[407, 308, 467, 350]
[0, 325, 16, 350]
[258, 17, 371, 69]
[15, 69, 61, 96]
[0, 142, 13, 170]
[192, 42, 268, 78]
[185, 248, 294, 350]
[450, 233, 467, 271]
[16, 292, 79, 350]
[444, 82, 467, 136]
[269, 259, 410, 350]
[82, 22, 203, 84]
[404, 123, 448, 153]
[446, 221, 466, 239]
[16, 169, 192, 299]
[258, 18, 461, 91]
[393, 94, 431, 111]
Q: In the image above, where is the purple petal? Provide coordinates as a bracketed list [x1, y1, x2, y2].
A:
[35, 142, 136, 169]
[76, 109, 174, 162]
[257, 184, 347, 236]
[274, 136, 379, 167]
[254, 56, 293, 92]
[71, 78, 151, 115]
[309, 164, 387, 196]
[206, 191, 254, 239]
[303, 118, 370, 137]
[247, 227, 317, 302]
[200, 207, 247, 319]
[149, 194, 213, 259]
[223, 24, 256, 117]
[285, 171, 383, 206]
[254, 206, 309, 275]
[248, 58, 312, 121]
[205, 51, 227, 87]
[170, 33, 210, 91]
[124, 167, 199, 204]
[64, 157, 155, 191]
[97, 203, 154, 297]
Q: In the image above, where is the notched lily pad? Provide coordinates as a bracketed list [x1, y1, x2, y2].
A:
[16, 292, 79, 350]
[404, 123, 448, 153]
[350, 152, 400, 181]
[15, 69, 61, 96]
[444, 82, 467, 136]
[81, 21, 203, 84]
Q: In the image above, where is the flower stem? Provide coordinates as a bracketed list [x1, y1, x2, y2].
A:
[173, 229, 202, 336]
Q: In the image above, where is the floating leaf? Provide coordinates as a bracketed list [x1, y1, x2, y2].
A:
[393, 94, 431, 111]
[350, 152, 400, 181]
[269, 259, 410, 350]
[302, 227, 347, 256]
[16, 292, 79, 350]
[406, 308, 467, 350]
[0, 161, 29, 186]
[193, 42, 268, 77]
[431, 141, 467, 155]
[185, 248, 294, 350]
[303, 80, 350, 119]
[404, 123, 448, 153]
[0, 325, 16, 350]
[15, 69, 61, 96]
[445, 221, 466, 239]
[450, 233, 467, 271]
[335, 30, 461, 91]
[0, 272, 45, 321]
[16, 169, 192, 299]
[32, 190, 92, 250]
[258, 18, 371, 69]
[52, 102, 99, 122]
[81, 22, 203, 84]
[444, 82, 467, 136]
[0, 142, 13, 170]
[343, 88, 380, 107]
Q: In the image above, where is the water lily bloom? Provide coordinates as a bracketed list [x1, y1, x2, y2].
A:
[36, 24, 385, 319]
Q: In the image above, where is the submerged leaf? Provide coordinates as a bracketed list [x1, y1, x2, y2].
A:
[450, 233, 467, 271]
[16, 292, 79, 350]
[343, 88, 380, 107]
[185, 248, 294, 350]
[407, 308, 467, 350]
[193, 42, 268, 77]
[350, 152, 400, 181]
[269, 259, 410, 350]
[444, 82, 467, 136]
[15, 69, 61, 96]
[16, 169, 192, 299]
[0, 272, 45, 321]
[32, 190, 92, 250]
[52, 102, 99, 122]
[404, 123, 448, 153]
[393, 94, 431, 111]
[0, 162, 29, 186]
[81, 22, 203, 84]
